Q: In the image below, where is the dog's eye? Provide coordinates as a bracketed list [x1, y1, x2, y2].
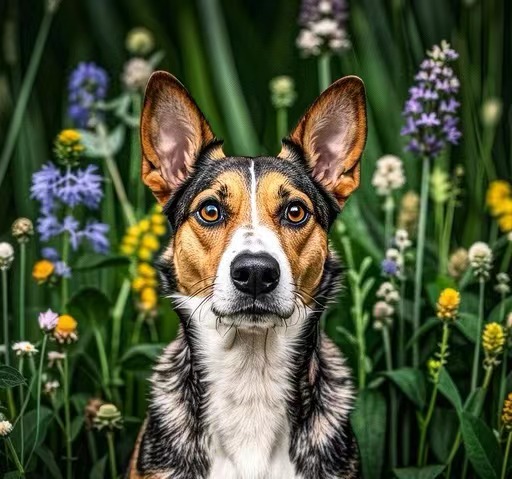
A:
[197, 201, 222, 224]
[284, 201, 309, 225]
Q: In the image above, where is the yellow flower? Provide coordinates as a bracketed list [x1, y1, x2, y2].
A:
[54, 314, 78, 344]
[150, 213, 167, 236]
[120, 243, 136, 256]
[140, 233, 159, 252]
[122, 235, 139, 247]
[427, 358, 442, 382]
[55, 129, 85, 165]
[486, 180, 512, 216]
[482, 322, 505, 357]
[126, 225, 141, 237]
[137, 262, 156, 278]
[498, 213, 512, 233]
[137, 247, 152, 261]
[32, 260, 55, 283]
[436, 288, 460, 321]
[139, 287, 158, 311]
[502, 392, 512, 430]
[153, 204, 163, 214]
[138, 219, 150, 233]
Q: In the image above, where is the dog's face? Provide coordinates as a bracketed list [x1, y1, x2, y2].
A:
[141, 72, 366, 329]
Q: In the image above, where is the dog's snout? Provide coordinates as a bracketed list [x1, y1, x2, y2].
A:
[230, 253, 280, 298]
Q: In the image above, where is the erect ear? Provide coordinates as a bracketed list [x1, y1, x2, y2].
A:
[280, 76, 367, 207]
[141, 71, 224, 205]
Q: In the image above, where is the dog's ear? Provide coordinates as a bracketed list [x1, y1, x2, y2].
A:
[280, 76, 367, 207]
[141, 71, 224, 204]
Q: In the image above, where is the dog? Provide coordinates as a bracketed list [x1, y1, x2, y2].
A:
[128, 71, 367, 479]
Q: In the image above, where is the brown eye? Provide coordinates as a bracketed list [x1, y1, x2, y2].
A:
[285, 202, 309, 225]
[197, 201, 222, 224]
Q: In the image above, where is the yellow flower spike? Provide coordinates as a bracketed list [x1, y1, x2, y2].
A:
[140, 287, 158, 311]
[482, 322, 505, 357]
[153, 204, 163, 214]
[140, 233, 159, 252]
[502, 393, 512, 430]
[54, 314, 78, 344]
[131, 277, 146, 292]
[137, 262, 156, 278]
[498, 213, 512, 233]
[150, 213, 165, 225]
[486, 180, 512, 217]
[436, 288, 460, 322]
[151, 224, 166, 236]
[32, 260, 55, 283]
[57, 129, 82, 144]
[120, 243, 136, 256]
[126, 225, 141, 237]
[137, 247, 152, 262]
[122, 235, 139, 247]
[138, 219, 150, 233]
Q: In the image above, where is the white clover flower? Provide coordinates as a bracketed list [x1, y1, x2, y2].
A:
[0, 420, 13, 436]
[318, 1, 332, 14]
[0, 242, 14, 270]
[12, 341, 38, 357]
[43, 380, 60, 395]
[394, 229, 412, 251]
[376, 282, 395, 299]
[372, 301, 394, 330]
[296, 29, 322, 56]
[371, 155, 406, 196]
[310, 18, 340, 37]
[47, 351, 66, 368]
[126, 27, 155, 55]
[269, 76, 297, 109]
[122, 58, 153, 91]
[495, 273, 511, 296]
[468, 241, 493, 280]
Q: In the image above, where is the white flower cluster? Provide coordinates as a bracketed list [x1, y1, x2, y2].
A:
[12, 341, 38, 357]
[122, 58, 153, 91]
[0, 419, 13, 437]
[0, 242, 14, 270]
[371, 155, 406, 196]
[297, 2, 350, 57]
[394, 229, 412, 252]
[373, 281, 400, 330]
[468, 241, 493, 280]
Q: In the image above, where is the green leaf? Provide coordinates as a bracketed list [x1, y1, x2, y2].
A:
[393, 465, 445, 479]
[382, 368, 426, 409]
[70, 415, 84, 442]
[106, 124, 126, 155]
[36, 446, 64, 479]
[455, 313, 479, 343]
[351, 389, 386, 479]
[120, 343, 166, 371]
[11, 407, 53, 453]
[437, 368, 462, 413]
[79, 125, 125, 157]
[464, 387, 486, 416]
[90, 455, 108, 479]
[429, 408, 459, 463]
[0, 365, 26, 389]
[4, 472, 21, 479]
[405, 318, 439, 351]
[488, 296, 512, 324]
[73, 253, 130, 271]
[460, 412, 502, 479]
[67, 287, 112, 328]
[335, 326, 358, 345]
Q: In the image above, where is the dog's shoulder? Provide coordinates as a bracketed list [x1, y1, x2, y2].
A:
[288, 332, 360, 479]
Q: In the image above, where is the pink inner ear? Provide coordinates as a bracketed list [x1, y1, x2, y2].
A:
[153, 109, 199, 189]
[310, 105, 356, 186]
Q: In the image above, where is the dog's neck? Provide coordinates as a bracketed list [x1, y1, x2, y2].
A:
[185, 301, 314, 477]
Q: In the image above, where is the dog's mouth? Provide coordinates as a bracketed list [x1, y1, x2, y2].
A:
[211, 297, 295, 325]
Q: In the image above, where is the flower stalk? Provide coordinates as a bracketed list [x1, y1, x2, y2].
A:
[471, 278, 485, 391]
[318, 53, 331, 92]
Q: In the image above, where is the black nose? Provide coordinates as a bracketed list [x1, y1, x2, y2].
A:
[230, 253, 280, 298]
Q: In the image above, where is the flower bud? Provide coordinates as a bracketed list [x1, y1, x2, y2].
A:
[269, 76, 297, 109]
[0, 242, 14, 270]
[126, 27, 155, 56]
[11, 217, 34, 243]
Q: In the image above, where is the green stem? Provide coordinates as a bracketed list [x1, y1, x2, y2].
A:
[398, 279, 406, 367]
[148, 318, 158, 343]
[412, 157, 431, 368]
[86, 430, 98, 465]
[471, 279, 485, 391]
[59, 355, 73, 479]
[106, 431, 118, 479]
[19, 242, 26, 340]
[418, 322, 450, 466]
[111, 279, 131, 367]
[2, 269, 9, 367]
[384, 195, 394, 248]
[440, 191, 456, 276]
[502, 432, 512, 479]
[382, 327, 397, 467]
[0, 4, 59, 188]
[61, 230, 70, 312]
[500, 241, 512, 272]
[96, 122, 136, 227]
[26, 334, 48, 468]
[93, 326, 112, 400]
[498, 341, 509, 427]
[19, 357, 24, 464]
[318, 53, 332, 92]
[6, 437, 25, 475]
[276, 107, 288, 148]
[129, 93, 144, 214]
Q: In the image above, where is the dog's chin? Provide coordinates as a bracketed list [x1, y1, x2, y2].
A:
[211, 299, 295, 330]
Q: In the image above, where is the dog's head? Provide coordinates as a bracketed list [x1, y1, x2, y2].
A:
[141, 72, 366, 331]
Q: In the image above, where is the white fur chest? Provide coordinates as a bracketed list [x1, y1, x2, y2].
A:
[197, 321, 301, 479]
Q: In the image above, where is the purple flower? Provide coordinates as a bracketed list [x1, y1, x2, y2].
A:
[78, 220, 109, 253]
[41, 247, 60, 261]
[36, 215, 63, 242]
[68, 62, 108, 127]
[38, 309, 59, 332]
[401, 40, 461, 159]
[30, 163, 61, 214]
[54, 261, 72, 278]
[381, 259, 399, 277]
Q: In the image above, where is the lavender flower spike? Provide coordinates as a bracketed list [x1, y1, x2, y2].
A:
[38, 309, 59, 333]
[401, 40, 461, 159]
